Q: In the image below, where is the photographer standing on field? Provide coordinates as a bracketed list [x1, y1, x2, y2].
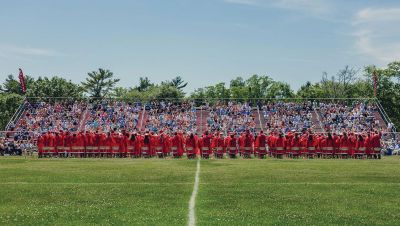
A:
[0, 138, 5, 156]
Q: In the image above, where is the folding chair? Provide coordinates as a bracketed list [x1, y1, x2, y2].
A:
[228, 147, 237, 158]
[257, 146, 267, 159]
[274, 147, 285, 159]
[354, 147, 366, 159]
[215, 147, 224, 159]
[338, 147, 349, 159]
[201, 147, 210, 159]
[141, 146, 150, 158]
[242, 147, 252, 159]
[186, 147, 196, 159]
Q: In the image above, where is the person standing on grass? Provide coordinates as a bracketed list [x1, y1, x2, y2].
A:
[139, 132, 153, 157]
[255, 130, 267, 158]
[170, 132, 184, 157]
[37, 132, 45, 158]
[339, 133, 353, 158]
[200, 131, 212, 159]
[126, 132, 137, 157]
[212, 132, 226, 158]
[240, 130, 254, 158]
[273, 133, 286, 158]
[290, 132, 302, 158]
[371, 130, 382, 158]
[55, 131, 64, 157]
[120, 130, 129, 158]
[77, 131, 85, 158]
[355, 134, 367, 158]
[185, 132, 198, 159]
[225, 132, 239, 158]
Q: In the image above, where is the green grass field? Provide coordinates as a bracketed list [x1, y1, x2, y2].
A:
[1, 157, 400, 225]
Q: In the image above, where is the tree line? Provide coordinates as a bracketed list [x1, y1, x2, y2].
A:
[1, 61, 399, 129]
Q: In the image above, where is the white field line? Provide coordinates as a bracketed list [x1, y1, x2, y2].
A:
[0, 182, 194, 185]
[188, 159, 201, 226]
[0, 182, 399, 186]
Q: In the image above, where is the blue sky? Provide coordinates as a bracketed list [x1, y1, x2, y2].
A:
[1, 0, 400, 93]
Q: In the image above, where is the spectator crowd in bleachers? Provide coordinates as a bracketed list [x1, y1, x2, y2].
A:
[2, 100, 397, 156]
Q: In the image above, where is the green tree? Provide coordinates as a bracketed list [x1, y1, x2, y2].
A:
[266, 81, 294, 99]
[136, 77, 154, 92]
[0, 74, 35, 95]
[230, 77, 246, 88]
[387, 61, 400, 81]
[0, 93, 24, 129]
[82, 68, 120, 98]
[296, 81, 325, 99]
[170, 76, 187, 90]
[245, 75, 274, 100]
[156, 84, 185, 100]
[27, 76, 84, 99]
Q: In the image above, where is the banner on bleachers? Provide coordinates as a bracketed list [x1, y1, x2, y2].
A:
[18, 68, 26, 94]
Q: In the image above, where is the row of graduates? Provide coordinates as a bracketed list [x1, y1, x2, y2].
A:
[37, 130, 257, 158]
[269, 130, 382, 158]
[37, 129, 382, 158]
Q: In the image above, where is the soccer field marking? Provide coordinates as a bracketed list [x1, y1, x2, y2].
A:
[199, 182, 400, 186]
[0, 182, 195, 185]
[0, 182, 400, 186]
[188, 159, 200, 226]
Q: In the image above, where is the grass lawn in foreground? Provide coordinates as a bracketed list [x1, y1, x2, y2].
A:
[0, 158, 196, 225]
[1, 156, 400, 225]
[197, 157, 400, 225]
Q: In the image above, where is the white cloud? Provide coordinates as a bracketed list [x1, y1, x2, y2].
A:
[223, 0, 332, 15]
[353, 7, 400, 25]
[272, 0, 331, 14]
[352, 7, 400, 64]
[224, 0, 258, 5]
[0, 44, 59, 58]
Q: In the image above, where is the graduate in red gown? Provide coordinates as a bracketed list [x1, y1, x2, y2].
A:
[152, 131, 169, 158]
[321, 133, 335, 158]
[255, 130, 267, 158]
[43, 131, 56, 157]
[110, 131, 121, 157]
[199, 131, 212, 159]
[120, 131, 129, 158]
[37, 133, 45, 158]
[170, 132, 184, 157]
[290, 133, 302, 158]
[225, 132, 238, 158]
[126, 132, 138, 157]
[63, 131, 72, 157]
[139, 132, 153, 157]
[185, 132, 198, 159]
[160, 131, 171, 156]
[83, 131, 93, 157]
[103, 132, 114, 157]
[54, 131, 64, 156]
[212, 132, 226, 158]
[371, 131, 382, 159]
[304, 133, 318, 158]
[273, 133, 286, 158]
[92, 131, 101, 157]
[355, 133, 367, 158]
[338, 133, 354, 158]
[240, 130, 254, 158]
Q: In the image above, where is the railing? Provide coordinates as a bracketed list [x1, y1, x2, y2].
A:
[375, 99, 397, 132]
[257, 106, 263, 131]
[5, 101, 26, 131]
[139, 106, 146, 131]
[314, 108, 326, 133]
[200, 106, 203, 134]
